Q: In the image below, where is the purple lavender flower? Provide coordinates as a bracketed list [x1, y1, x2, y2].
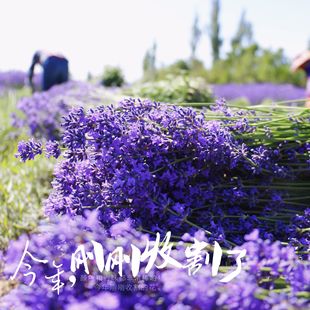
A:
[15, 139, 42, 162]
[1, 217, 308, 309]
[45, 140, 61, 159]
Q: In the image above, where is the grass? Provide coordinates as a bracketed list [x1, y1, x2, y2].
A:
[0, 89, 55, 250]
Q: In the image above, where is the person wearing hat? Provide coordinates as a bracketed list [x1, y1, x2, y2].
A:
[291, 51, 310, 108]
[28, 50, 69, 93]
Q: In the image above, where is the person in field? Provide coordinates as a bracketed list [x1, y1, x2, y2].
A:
[28, 50, 69, 93]
[291, 51, 310, 108]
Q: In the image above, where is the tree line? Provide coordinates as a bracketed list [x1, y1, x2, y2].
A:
[143, 0, 305, 86]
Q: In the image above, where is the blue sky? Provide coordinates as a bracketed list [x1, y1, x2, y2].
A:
[0, 0, 309, 81]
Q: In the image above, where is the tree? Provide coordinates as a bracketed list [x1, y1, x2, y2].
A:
[209, 0, 222, 64]
[87, 72, 93, 82]
[231, 10, 253, 54]
[190, 13, 201, 60]
[143, 42, 157, 80]
[101, 66, 125, 87]
[207, 44, 305, 86]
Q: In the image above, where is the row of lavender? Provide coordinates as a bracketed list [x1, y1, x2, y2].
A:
[0, 71, 26, 96]
[0, 70, 41, 95]
[0, 71, 27, 88]
[12, 81, 308, 143]
[212, 83, 306, 104]
[1, 70, 306, 104]
[1, 83, 309, 309]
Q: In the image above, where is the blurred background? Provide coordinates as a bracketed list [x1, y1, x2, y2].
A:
[0, 0, 308, 82]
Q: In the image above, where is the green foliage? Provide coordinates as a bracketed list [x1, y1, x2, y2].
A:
[101, 66, 125, 87]
[126, 75, 213, 103]
[155, 60, 191, 80]
[140, 4, 304, 87]
[148, 59, 209, 82]
[188, 59, 209, 78]
[208, 44, 306, 86]
[139, 44, 304, 88]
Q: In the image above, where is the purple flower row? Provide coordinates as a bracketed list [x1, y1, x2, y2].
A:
[0, 70, 27, 88]
[212, 83, 306, 104]
[12, 81, 105, 140]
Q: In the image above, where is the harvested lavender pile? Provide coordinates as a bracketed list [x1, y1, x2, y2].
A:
[15, 99, 310, 246]
[3, 98, 309, 308]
